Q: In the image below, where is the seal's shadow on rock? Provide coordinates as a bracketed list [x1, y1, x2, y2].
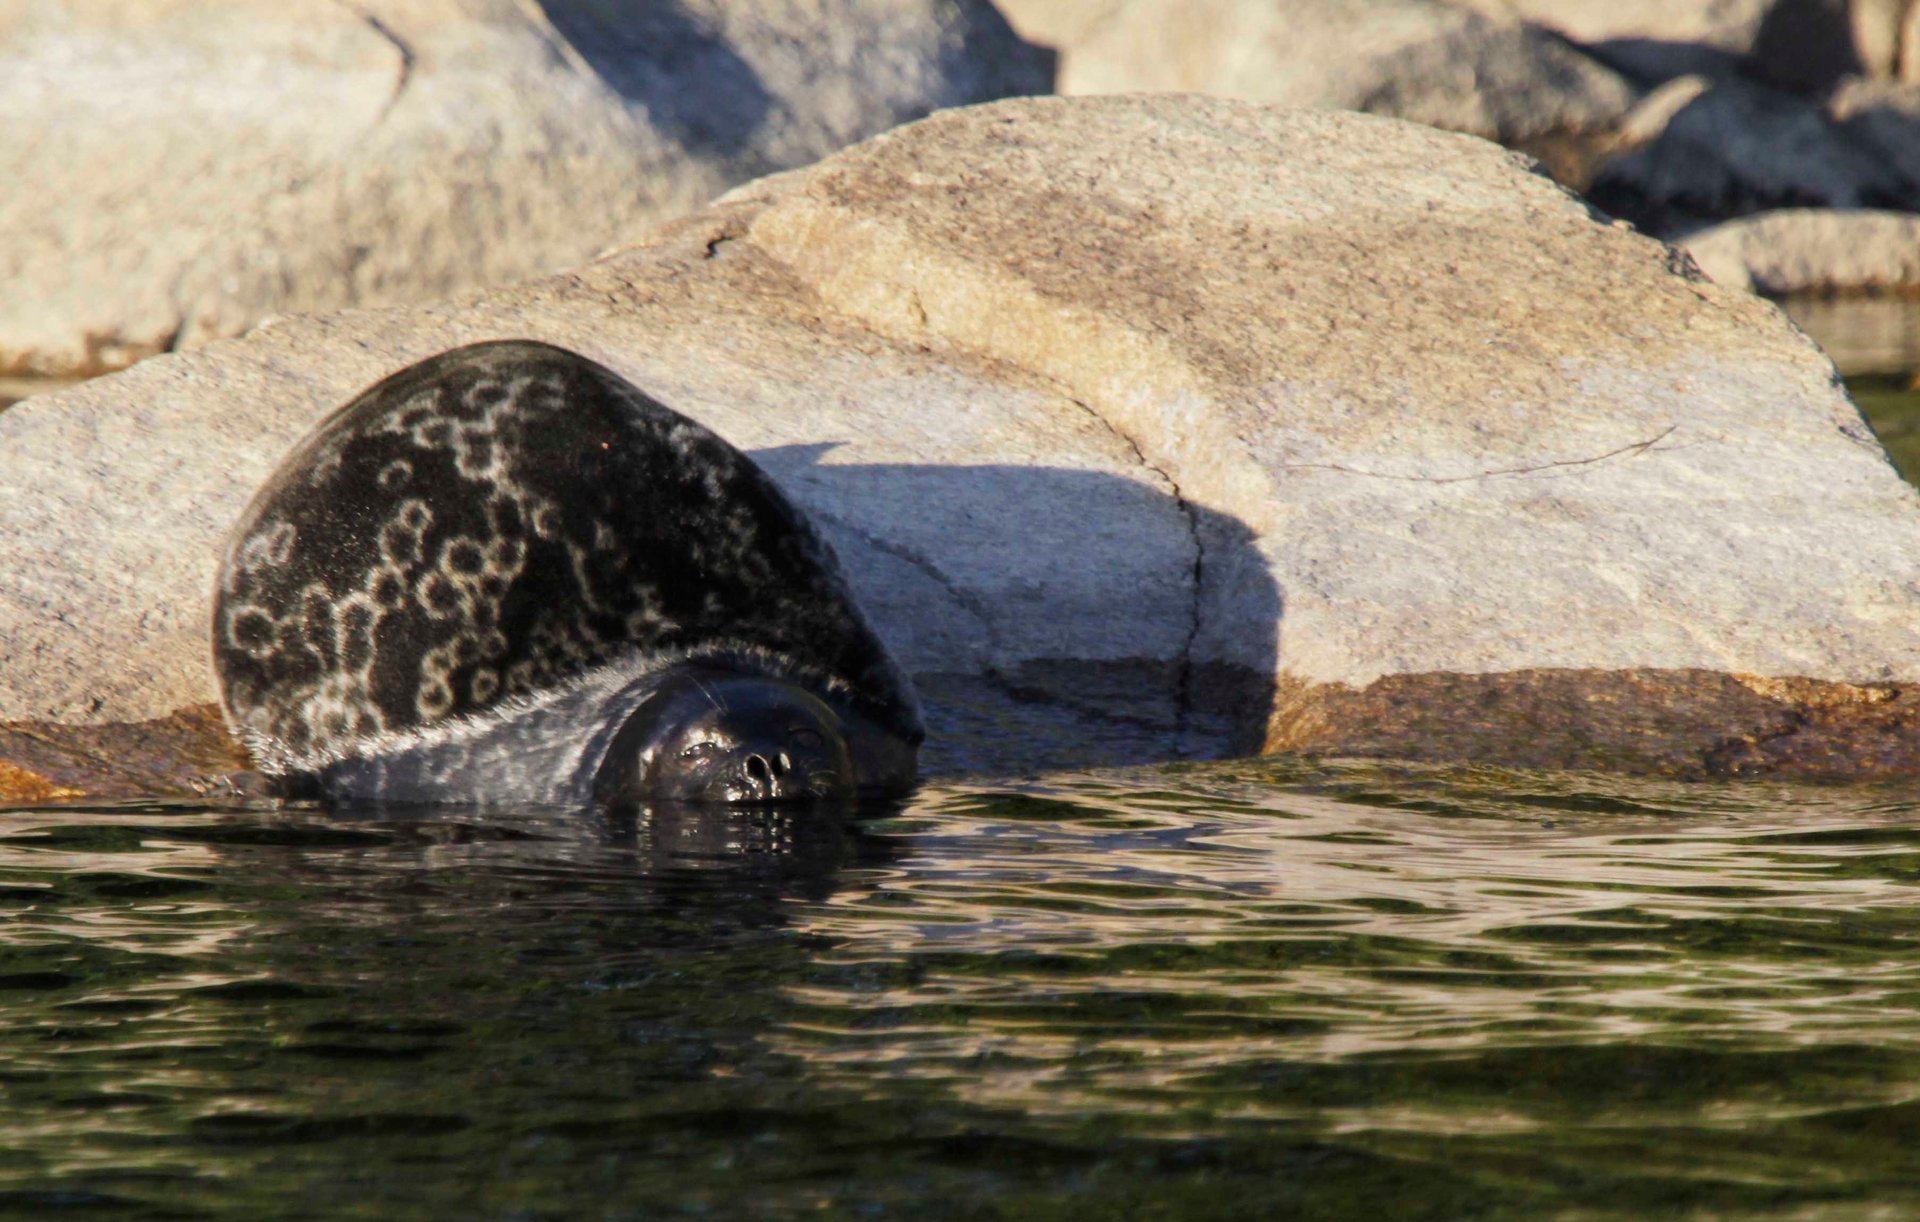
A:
[752, 445, 1282, 779]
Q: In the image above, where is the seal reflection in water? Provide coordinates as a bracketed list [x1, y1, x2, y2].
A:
[211, 340, 922, 807]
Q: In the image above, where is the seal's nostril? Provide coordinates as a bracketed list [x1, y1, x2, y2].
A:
[746, 754, 771, 785]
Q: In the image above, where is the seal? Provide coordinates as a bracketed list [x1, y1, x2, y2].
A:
[211, 339, 921, 806]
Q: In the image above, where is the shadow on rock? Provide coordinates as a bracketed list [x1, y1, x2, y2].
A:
[0, 450, 1283, 801]
[537, 0, 774, 160]
[751, 445, 1284, 779]
[1748, 0, 1865, 95]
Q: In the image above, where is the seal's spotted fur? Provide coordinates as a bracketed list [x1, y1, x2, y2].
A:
[213, 340, 920, 798]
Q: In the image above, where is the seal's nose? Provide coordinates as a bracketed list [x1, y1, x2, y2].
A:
[743, 751, 791, 797]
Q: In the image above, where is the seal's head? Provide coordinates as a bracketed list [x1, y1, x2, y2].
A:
[593, 668, 855, 807]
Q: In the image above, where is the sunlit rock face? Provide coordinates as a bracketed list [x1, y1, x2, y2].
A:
[4, 94, 1919, 789]
[0, 0, 1052, 379]
[996, 0, 1638, 147]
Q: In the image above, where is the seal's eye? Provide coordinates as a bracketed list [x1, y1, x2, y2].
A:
[789, 728, 823, 749]
[679, 741, 717, 760]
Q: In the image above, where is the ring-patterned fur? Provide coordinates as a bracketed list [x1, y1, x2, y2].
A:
[212, 340, 921, 779]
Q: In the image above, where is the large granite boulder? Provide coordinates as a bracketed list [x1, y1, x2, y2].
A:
[0, 0, 1051, 379]
[5, 94, 1920, 794]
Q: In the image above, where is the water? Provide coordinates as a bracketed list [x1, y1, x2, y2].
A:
[5, 762, 1920, 1217]
[1781, 297, 1920, 379]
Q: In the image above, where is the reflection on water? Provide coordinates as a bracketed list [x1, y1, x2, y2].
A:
[5, 764, 1920, 1214]
[1784, 295, 1920, 376]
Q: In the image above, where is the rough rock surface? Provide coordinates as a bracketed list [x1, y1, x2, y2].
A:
[0, 0, 1051, 379]
[1683, 207, 1920, 292]
[5, 95, 1920, 795]
[1003, 0, 1637, 144]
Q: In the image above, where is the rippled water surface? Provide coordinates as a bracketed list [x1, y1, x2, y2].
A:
[6, 761, 1920, 1217]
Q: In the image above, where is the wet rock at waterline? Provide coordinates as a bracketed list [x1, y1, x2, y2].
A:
[3, 94, 1920, 798]
[0, 0, 1052, 379]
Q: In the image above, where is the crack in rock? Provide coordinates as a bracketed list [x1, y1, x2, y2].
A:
[810, 513, 1050, 717]
[1282, 425, 1680, 483]
[810, 507, 996, 634]
[1063, 397, 1204, 753]
[337, 2, 415, 126]
[811, 506, 1187, 741]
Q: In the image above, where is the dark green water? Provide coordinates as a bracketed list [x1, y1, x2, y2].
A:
[1844, 374, 1920, 484]
[6, 761, 1920, 1218]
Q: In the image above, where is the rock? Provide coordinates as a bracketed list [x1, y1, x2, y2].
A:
[989, 0, 1126, 50]
[1682, 207, 1920, 292]
[1589, 75, 1915, 232]
[6, 94, 1920, 789]
[1831, 75, 1920, 192]
[0, 0, 1052, 380]
[1003, 0, 1637, 145]
[1743, 0, 1884, 92]
[1903, 0, 1920, 79]
[1496, 0, 1774, 83]
[1501, 1, 1920, 95]
[1851, 0, 1916, 78]
[0, 707, 253, 804]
